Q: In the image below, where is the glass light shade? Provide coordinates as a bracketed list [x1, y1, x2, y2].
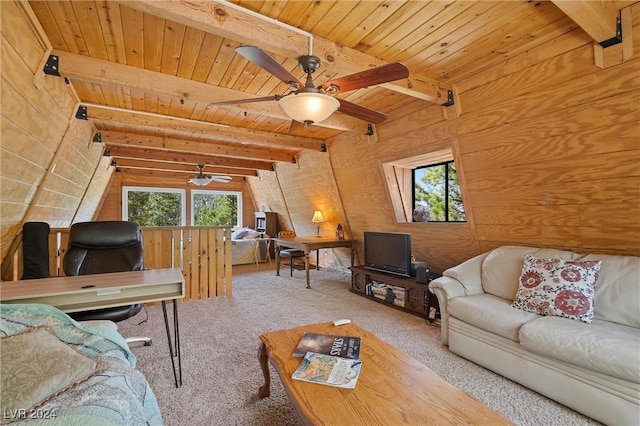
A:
[311, 210, 325, 223]
[278, 92, 340, 124]
[189, 176, 211, 186]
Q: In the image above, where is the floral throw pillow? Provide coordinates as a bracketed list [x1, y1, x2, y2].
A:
[511, 255, 601, 323]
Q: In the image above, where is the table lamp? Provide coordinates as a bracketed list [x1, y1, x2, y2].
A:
[311, 211, 324, 236]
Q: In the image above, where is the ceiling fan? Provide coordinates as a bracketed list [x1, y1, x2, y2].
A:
[189, 164, 232, 186]
[208, 46, 410, 126]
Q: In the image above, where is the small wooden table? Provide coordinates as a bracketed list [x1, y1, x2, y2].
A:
[258, 321, 512, 425]
[273, 237, 355, 288]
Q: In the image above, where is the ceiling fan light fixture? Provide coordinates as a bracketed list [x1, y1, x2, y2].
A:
[278, 92, 339, 125]
[189, 176, 211, 186]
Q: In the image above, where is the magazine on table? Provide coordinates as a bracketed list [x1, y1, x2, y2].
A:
[291, 352, 362, 389]
[293, 332, 361, 359]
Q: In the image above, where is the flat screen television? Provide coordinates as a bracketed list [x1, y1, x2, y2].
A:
[364, 231, 412, 277]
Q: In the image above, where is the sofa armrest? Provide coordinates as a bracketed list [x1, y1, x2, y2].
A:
[429, 276, 466, 346]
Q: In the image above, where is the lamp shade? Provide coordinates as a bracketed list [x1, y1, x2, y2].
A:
[278, 92, 340, 124]
[311, 210, 325, 223]
[189, 176, 211, 186]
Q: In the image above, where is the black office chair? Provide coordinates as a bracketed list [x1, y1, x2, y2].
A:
[63, 221, 151, 346]
[277, 231, 305, 276]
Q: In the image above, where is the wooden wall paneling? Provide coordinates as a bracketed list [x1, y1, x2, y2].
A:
[74, 155, 115, 222]
[248, 170, 291, 233]
[198, 229, 209, 298]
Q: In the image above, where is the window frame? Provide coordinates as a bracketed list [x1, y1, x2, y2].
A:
[412, 160, 465, 223]
[190, 189, 243, 228]
[122, 186, 187, 226]
[380, 140, 472, 225]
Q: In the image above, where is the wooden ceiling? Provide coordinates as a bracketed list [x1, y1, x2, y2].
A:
[28, 0, 635, 182]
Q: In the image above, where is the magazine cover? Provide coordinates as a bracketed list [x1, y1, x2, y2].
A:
[293, 332, 361, 359]
[291, 352, 362, 389]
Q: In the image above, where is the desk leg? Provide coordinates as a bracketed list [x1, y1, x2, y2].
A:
[257, 342, 270, 398]
[316, 250, 320, 270]
[162, 300, 182, 388]
[304, 253, 311, 289]
[275, 245, 281, 276]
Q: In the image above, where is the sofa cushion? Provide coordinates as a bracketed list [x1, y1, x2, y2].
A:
[481, 246, 581, 301]
[511, 255, 601, 323]
[580, 253, 640, 328]
[520, 316, 640, 383]
[448, 294, 540, 342]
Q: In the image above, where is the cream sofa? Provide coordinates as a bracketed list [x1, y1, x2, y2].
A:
[429, 245, 640, 425]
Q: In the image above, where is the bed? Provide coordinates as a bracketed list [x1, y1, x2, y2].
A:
[0, 303, 162, 425]
[231, 227, 269, 265]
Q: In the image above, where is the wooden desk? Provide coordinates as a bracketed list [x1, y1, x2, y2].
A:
[273, 237, 355, 288]
[1, 268, 185, 387]
[258, 322, 512, 425]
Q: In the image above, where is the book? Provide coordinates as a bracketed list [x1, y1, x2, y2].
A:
[293, 332, 361, 359]
[291, 352, 362, 389]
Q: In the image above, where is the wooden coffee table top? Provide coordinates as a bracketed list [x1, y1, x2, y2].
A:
[258, 321, 512, 425]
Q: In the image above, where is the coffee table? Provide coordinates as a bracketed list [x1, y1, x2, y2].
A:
[258, 321, 512, 425]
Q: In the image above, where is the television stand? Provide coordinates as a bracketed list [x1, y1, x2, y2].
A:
[349, 266, 440, 320]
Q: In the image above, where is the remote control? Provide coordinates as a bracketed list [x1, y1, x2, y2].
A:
[333, 319, 351, 326]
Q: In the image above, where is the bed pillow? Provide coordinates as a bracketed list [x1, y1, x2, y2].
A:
[231, 228, 249, 239]
[511, 255, 601, 323]
[1, 327, 97, 413]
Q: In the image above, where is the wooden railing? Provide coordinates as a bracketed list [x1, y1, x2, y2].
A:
[2, 226, 233, 301]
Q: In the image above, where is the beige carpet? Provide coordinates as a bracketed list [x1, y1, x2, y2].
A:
[117, 263, 600, 426]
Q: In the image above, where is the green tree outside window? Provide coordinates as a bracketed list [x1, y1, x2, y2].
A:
[414, 161, 466, 222]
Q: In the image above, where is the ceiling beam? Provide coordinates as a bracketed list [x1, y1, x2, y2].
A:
[119, 0, 451, 105]
[55, 50, 369, 133]
[84, 104, 325, 151]
[113, 158, 257, 176]
[551, 0, 620, 44]
[101, 130, 296, 163]
[106, 145, 275, 171]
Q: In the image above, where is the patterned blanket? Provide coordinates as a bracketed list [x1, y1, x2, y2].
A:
[0, 303, 162, 425]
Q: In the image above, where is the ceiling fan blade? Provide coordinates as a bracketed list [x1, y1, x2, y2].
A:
[336, 99, 387, 124]
[236, 46, 303, 89]
[210, 175, 232, 183]
[208, 96, 277, 107]
[321, 62, 409, 93]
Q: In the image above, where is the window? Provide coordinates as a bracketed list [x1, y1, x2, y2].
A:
[191, 190, 242, 227]
[413, 161, 465, 222]
[381, 143, 469, 224]
[123, 187, 186, 226]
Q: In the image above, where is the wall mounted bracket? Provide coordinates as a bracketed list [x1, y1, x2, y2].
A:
[92, 132, 102, 143]
[43, 55, 60, 76]
[75, 105, 87, 120]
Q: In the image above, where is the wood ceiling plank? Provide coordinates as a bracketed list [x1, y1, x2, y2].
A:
[434, 3, 571, 80]
[397, 1, 497, 68]
[95, 0, 127, 63]
[160, 20, 187, 75]
[191, 32, 223, 82]
[176, 26, 206, 79]
[43, 0, 89, 55]
[142, 12, 165, 72]
[329, 1, 402, 49]
[29, 1, 67, 51]
[119, 0, 450, 104]
[309, 2, 360, 40]
[119, 4, 144, 67]
[70, 1, 109, 60]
